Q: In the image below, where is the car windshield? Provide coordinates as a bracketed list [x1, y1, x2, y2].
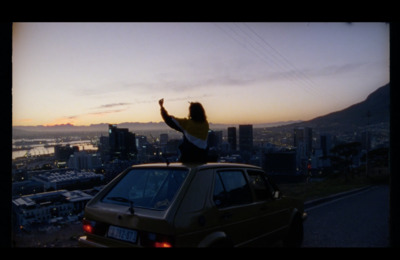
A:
[102, 168, 189, 210]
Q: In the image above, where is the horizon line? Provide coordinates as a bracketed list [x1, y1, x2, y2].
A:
[12, 119, 304, 128]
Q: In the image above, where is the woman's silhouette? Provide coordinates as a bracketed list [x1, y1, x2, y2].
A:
[159, 98, 209, 163]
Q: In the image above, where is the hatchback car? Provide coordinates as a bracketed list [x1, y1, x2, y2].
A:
[78, 162, 307, 247]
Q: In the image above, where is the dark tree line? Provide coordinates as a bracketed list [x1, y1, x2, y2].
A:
[329, 142, 389, 181]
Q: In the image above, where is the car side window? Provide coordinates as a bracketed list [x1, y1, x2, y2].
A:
[247, 170, 275, 201]
[213, 170, 253, 208]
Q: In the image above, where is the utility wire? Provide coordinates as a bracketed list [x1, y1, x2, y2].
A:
[245, 24, 345, 104]
[214, 22, 342, 104]
[242, 23, 343, 104]
[233, 23, 315, 95]
[216, 22, 317, 98]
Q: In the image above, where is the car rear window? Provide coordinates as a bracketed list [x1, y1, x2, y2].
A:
[102, 168, 189, 210]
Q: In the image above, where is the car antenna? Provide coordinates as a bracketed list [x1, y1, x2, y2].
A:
[162, 154, 170, 166]
[129, 200, 134, 215]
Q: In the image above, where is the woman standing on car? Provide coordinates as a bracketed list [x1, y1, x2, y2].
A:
[159, 98, 209, 163]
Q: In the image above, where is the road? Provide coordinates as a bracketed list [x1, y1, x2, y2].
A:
[302, 185, 389, 247]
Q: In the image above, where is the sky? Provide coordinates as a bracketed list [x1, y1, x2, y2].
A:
[12, 22, 390, 127]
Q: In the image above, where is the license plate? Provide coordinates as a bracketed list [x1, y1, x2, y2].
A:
[107, 225, 137, 243]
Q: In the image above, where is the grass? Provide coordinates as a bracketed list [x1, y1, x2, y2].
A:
[278, 173, 389, 202]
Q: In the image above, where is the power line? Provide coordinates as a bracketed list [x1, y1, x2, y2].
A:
[214, 22, 342, 104]
[233, 23, 315, 94]
[243, 23, 343, 104]
[243, 23, 318, 87]
[213, 23, 278, 71]
[215, 23, 316, 97]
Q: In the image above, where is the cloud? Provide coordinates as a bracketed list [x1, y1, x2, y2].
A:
[58, 106, 129, 123]
[96, 103, 131, 109]
[130, 94, 214, 106]
[167, 94, 214, 102]
[65, 115, 79, 119]
[149, 72, 264, 93]
[89, 108, 128, 116]
[310, 62, 369, 78]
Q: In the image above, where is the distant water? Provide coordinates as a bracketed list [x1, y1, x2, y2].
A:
[12, 139, 98, 160]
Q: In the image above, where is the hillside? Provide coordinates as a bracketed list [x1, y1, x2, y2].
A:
[284, 83, 390, 133]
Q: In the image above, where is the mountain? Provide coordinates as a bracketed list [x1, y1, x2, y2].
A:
[12, 122, 170, 136]
[283, 83, 390, 133]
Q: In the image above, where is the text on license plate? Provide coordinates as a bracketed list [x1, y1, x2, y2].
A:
[107, 225, 137, 243]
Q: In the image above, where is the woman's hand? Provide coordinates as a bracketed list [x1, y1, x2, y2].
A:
[159, 98, 164, 107]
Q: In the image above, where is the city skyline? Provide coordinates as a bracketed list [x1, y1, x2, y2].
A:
[12, 22, 389, 127]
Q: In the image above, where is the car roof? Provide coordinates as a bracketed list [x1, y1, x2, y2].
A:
[130, 162, 262, 171]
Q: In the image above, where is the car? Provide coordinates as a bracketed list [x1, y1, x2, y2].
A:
[78, 162, 307, 247]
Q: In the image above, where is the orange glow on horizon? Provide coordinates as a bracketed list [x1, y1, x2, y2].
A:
[41, 117, 79, 127]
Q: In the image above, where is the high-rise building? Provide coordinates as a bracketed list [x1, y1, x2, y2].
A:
[54, 145, 79, 161]
[227, 127, 237, 151]
[320, 133, 332, 157]
[108, 124, 137, 160]
[136, 135, 148, 150]
[160, 133, 169, 146]
[208, 130, 223, 150]
[293, 127, 312, 158]
[239, 125, 253, 153]
[68, 151, 102, 171]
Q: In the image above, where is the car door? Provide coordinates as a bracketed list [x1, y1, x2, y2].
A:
[212, 169, 261, 246]
[246, 170, 292, 245]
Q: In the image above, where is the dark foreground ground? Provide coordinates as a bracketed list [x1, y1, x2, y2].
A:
[12, 222, 82, 248]
[11, 174, 390, 248]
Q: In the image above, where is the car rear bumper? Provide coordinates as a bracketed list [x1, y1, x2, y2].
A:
[78, 236, 108, 248]
[78, 235, 144, 247]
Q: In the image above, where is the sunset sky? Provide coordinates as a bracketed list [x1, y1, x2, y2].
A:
[12, 22, 389, 126]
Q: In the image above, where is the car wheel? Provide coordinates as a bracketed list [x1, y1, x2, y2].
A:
[283, 215, 303, 247]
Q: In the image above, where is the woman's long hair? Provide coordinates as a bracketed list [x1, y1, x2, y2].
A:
[189, 102, 207, 122]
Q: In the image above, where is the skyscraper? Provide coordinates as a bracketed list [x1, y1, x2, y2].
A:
[320, 133, 332, 157]
[227, 127, 237, 152]
[160, 133, 168, 146]
[239, 125, 253, 153]
[293, 127, 312, 171]
[108, 124, 137, 160]
[293, 127, 312, 158]
[208, 130, 223, 150]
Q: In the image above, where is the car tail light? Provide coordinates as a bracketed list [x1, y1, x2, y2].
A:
[82, 218, 95, 234]
[82, 218, 108, 236]
[154, 241, 172, 248]
[143, 232, 173, 248]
